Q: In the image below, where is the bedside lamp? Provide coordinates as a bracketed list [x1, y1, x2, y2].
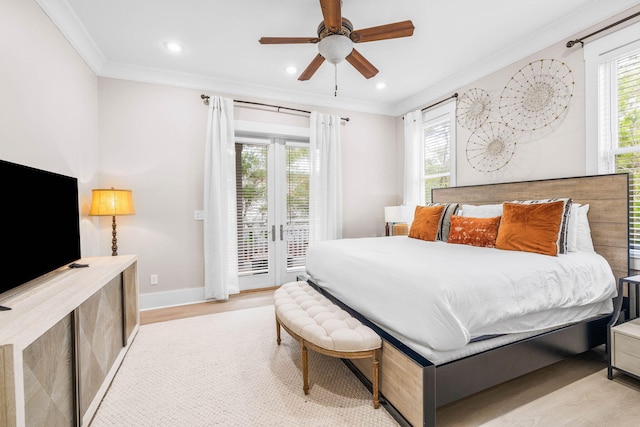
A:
[89, 188, 135, 256]
[384, 205, 411, 236]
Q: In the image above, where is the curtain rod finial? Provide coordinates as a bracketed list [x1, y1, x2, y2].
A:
[566, 40, 583, 48]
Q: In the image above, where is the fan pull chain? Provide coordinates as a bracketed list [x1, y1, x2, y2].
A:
[334, 64, 338, 97]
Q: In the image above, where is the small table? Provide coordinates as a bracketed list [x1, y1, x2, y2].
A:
[608, 275, 640, 380]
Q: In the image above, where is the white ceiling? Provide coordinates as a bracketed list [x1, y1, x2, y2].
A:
[37, 0, 639, 116]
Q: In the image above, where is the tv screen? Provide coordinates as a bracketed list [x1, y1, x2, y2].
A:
[0, 159, 81, 297]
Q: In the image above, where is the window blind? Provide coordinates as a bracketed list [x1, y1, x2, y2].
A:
[423, 116, 452, 203]
[235, 143, 269, 275]
[285, 145, 310, 269]
[599, 48, 640, 250]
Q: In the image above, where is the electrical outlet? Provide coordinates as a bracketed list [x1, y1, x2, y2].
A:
[194, 210, 204, 220]
[150, 274, 158, 285]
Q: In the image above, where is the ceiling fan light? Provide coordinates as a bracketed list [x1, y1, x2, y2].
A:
[163, 41, 182, 53]
[318, 35, 353, 64]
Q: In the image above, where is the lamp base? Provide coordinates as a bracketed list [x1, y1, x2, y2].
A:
[111, 215, 118, 256]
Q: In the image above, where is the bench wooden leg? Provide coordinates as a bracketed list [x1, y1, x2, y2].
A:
[276, 317, 281, 345]
[372, 348, 380, 409]
[302, 341, 309, 395]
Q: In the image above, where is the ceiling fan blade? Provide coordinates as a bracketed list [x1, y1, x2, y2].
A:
[320, 0, 342, 33]
[259, 37, 319, 44]
[345, 49, 379, 79]
[350, 20, 415, 43]
[298, 54, 326, 81]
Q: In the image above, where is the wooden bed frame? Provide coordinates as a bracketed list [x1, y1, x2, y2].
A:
[306, 173, 629, 427]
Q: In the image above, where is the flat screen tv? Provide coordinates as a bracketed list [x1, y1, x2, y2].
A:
[0, 159, 81, 299]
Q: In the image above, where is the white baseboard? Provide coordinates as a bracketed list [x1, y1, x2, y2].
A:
[140, 287, 206, 311]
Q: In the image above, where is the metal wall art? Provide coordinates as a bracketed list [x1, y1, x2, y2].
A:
[461, 58, 574, 175]
[465, 122, 516, 173]
[456, 88, 491, 131]
[498, 59, 574, 132]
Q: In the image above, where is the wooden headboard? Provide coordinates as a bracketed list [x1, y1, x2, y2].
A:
[432, 174, 630, 280]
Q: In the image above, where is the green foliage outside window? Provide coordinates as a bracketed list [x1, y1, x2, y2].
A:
[423, 119, 451, 203]
[614, 52, 640, 249]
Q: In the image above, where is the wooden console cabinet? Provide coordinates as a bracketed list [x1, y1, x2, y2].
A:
[0, 255, 139, 427]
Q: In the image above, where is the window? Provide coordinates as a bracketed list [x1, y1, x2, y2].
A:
[585, 21, 640, 255]
[423, 102, 456, 203]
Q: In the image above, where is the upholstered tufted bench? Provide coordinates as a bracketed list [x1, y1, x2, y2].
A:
[274, 281, 382, 408]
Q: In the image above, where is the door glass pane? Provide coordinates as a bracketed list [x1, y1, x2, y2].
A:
[285, 145, 310, 269]
[236, 143, 269, 275]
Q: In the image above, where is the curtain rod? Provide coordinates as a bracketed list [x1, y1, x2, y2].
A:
[566, 10, 640, 48]
[421, 93, 458, 112]
[200, 95, 350, 122]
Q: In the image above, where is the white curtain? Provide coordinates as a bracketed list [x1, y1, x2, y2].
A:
[203, 96, 239, 300]
[309, 111, 343, 244]
[403, 109, 424, 211]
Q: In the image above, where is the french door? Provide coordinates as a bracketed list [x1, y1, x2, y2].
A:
[235, 136, 310, 290]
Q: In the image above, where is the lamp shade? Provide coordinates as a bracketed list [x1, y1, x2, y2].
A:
[318, 35, 354, 64]
[89, 189, 135, 216]
[384, 205, 411, 223]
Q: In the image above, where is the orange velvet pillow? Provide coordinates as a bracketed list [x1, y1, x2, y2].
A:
[409, 205, 445, 241]
[495, 201, 565, 256]
[447, 215, 501, 248]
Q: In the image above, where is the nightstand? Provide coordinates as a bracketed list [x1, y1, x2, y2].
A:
[608, 275, 640, 380]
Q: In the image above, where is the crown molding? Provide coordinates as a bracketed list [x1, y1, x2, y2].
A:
[99, 61, 395, 116]
[36, 0, 107, 74]
[37, 0, 640, 118]
[390, 0, 640, 116]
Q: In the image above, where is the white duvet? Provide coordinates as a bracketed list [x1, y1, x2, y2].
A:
[305, 236, 617, 353]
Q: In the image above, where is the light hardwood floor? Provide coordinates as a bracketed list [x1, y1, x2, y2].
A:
[140, 288, 276, 325]
[141, 291, 640, 426]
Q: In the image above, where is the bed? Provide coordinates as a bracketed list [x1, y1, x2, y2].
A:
[304, 174, 629, 427]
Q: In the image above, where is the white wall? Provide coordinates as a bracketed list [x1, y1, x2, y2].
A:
[97, 78, 398, 300]
[0, 0, 100, 256]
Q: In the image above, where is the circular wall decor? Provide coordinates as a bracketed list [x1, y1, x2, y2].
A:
[466, 122, 516, 172]
[499, 59, 574, 132]
[457, 88, 491, 130]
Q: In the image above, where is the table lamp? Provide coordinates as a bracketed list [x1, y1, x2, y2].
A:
[89, 188, 135, 256]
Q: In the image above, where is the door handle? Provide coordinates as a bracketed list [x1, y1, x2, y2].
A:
[280, 224, 284, 241]
[271, 225, 275, 242]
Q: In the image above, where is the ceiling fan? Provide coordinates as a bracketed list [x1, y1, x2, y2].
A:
[259, 0, 415, 81]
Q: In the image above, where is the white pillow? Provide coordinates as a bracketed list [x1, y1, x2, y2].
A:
[567, 203, 581, 252]
[459, 203, 503, 218]
[576, 204, 595, 252]
[567, 204, 595, 252]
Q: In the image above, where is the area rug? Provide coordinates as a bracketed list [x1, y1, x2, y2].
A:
[89, 305, 399, 426]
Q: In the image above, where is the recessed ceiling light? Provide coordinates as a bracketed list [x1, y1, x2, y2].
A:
[163, 41, 183, 53]
[286, 66, 298, 74]
[376, 82, 386, 90]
